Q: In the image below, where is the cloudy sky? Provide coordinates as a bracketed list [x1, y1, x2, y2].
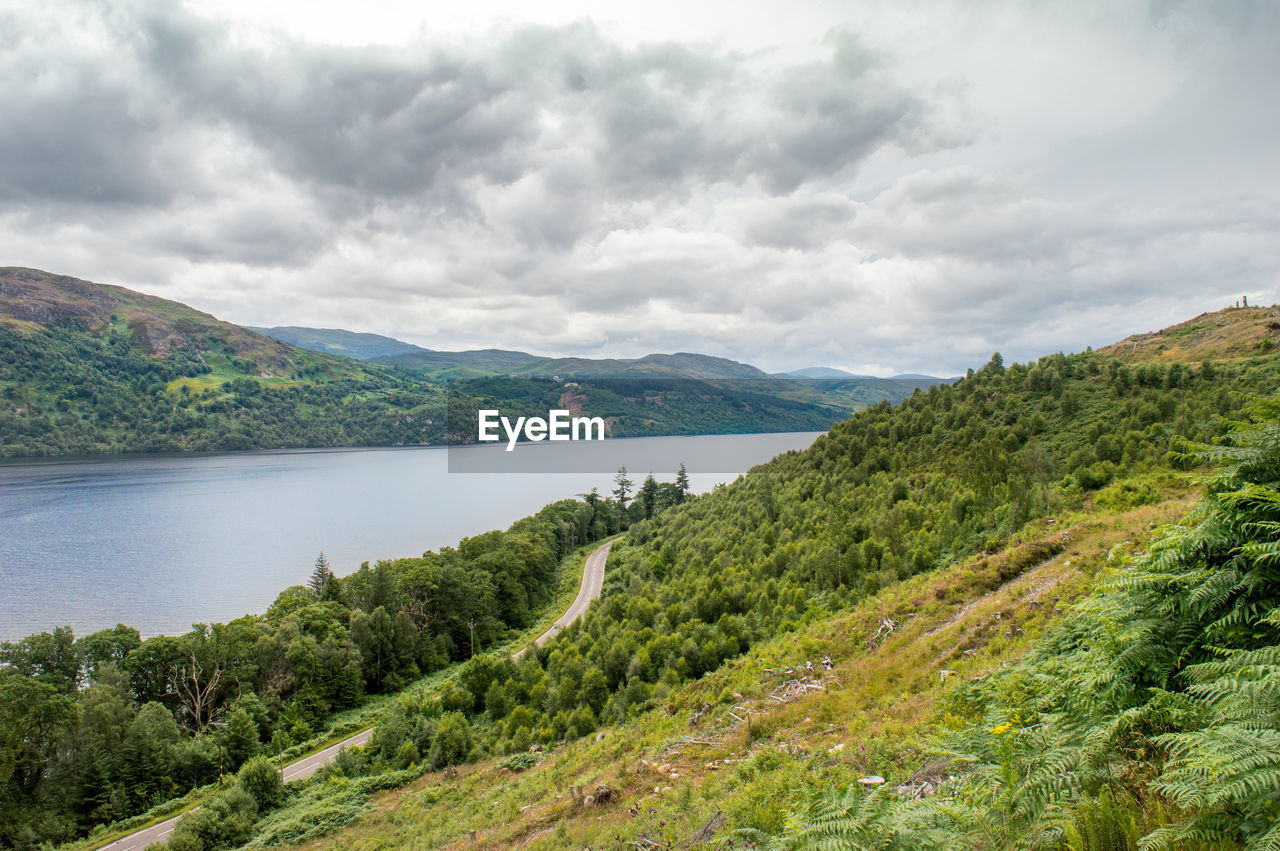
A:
[3, 0, 1277, 375]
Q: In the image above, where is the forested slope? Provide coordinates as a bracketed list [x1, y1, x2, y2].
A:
[163, 308, 1280, 849]
[0, 268, 446, 455]
[0, 269, 858, 456]
[7, 306, 1279, 850]
[0, 499, 620, 847]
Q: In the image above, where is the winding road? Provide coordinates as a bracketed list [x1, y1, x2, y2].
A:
[515, 538, 613, 659]
[94, 540, 613, 850]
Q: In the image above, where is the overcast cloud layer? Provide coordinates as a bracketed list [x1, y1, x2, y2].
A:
[2, 0, 1277, 375]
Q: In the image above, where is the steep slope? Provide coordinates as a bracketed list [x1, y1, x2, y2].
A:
[1, 267, 304, 369]
[193, 308, 1280, 849]
[1099, 303, 1280, 363]
[276, 498, 1191, 850]
[0, 268, 446, 455]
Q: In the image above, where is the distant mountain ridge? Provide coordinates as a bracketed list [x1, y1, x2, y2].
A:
[255, 326, 950, 383]
[246, 326, 428, 360]
[780, 366, 873, 379]
[249, 325, 771, 379]
[0, 268, 881, 456]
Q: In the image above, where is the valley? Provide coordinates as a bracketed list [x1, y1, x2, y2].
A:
[4, 303, 1278, 849]
[0, 269, 940, 457]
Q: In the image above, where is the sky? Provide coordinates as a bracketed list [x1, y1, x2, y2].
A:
[2, 0, 1277, 376]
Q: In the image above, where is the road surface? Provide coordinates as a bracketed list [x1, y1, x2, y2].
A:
[95, 541, 612, 849]
[515, 539, 613, 659]
[283, 726, 375, 782]
[93, 726, 376, 850]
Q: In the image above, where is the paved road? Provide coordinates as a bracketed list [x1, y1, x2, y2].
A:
[94, 727, 374, 851]
[515, 539, 613, 659]
[96, 541, 612, 849]
[94, 809, 189, 851]
[283, 726, 375, 782]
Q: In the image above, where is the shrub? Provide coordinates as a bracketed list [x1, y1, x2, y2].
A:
[236, 756, 285, 810]
[428, 712, 472, 769]
[168, 786, 257, 849]
[500, 752, 539, 772]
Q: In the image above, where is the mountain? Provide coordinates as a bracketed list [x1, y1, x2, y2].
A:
[257, 326, 956, 387]
[531, 351, 771, 379]
[370, 347, 551, 374]
[258, 324, 774, 380]
[0, 268, 859, 456]
[779, 366, 871, 378]
[247, 325, 428, 360]
[0, 268, 448, 454]
[7, 302, 1280, 849]
[373, 348, 771, 379]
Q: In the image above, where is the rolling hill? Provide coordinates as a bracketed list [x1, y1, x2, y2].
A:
[0, 268, 897, 456]
[1097, 304, 1280, 363]
[371, 348, 772, 379]
[779, 366, 871, 378]
[7, 300, 1280, 850]
[119, 302, 1278, 850]
[251, 326, 773, 379]
[258, 326, 956, 388]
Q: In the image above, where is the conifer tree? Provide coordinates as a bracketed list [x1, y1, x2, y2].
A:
[638, 473, 659, 519]
[675, 462, 690, 502]
[308, 552, 334, 598]
[612, 466, 633, 504]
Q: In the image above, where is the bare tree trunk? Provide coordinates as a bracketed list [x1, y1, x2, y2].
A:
[173, 652, 223, 731]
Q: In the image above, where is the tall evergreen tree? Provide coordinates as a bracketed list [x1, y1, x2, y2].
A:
[638, 473, 659, 519]
[612, 466, 633, 504]
[675, 462, 690, 503]
[308, 552, 334, 598]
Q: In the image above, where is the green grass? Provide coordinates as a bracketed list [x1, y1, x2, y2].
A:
[266, 496, 1194, 850]
[65, 791, 207, 851]
[60, 540, 612, 851]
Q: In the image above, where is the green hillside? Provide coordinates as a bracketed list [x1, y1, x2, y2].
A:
[32, 305, 1270, 850]
[8, 289, 1280, 848]
[0, 268, 448, 455]
[372, 348, 772, 379]
[263, 311, 1277, 850]
[0, 270, 856, 456]
[444, 376, 848, 443]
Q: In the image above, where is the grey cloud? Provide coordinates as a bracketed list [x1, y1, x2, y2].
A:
[128, 7, 538, 202]
[0, 7, 188, 207]
[754, 33, 932, 193]
[147, 207, 327, 267]
[98, 5, 943, 221]
[735, 195, 857, 249]
[2, 0, 1277, 380]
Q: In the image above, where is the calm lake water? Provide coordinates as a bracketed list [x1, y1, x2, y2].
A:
[0, 432, 821, 641]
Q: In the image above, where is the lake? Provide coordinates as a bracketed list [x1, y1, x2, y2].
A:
[0, 431, 821, 641]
